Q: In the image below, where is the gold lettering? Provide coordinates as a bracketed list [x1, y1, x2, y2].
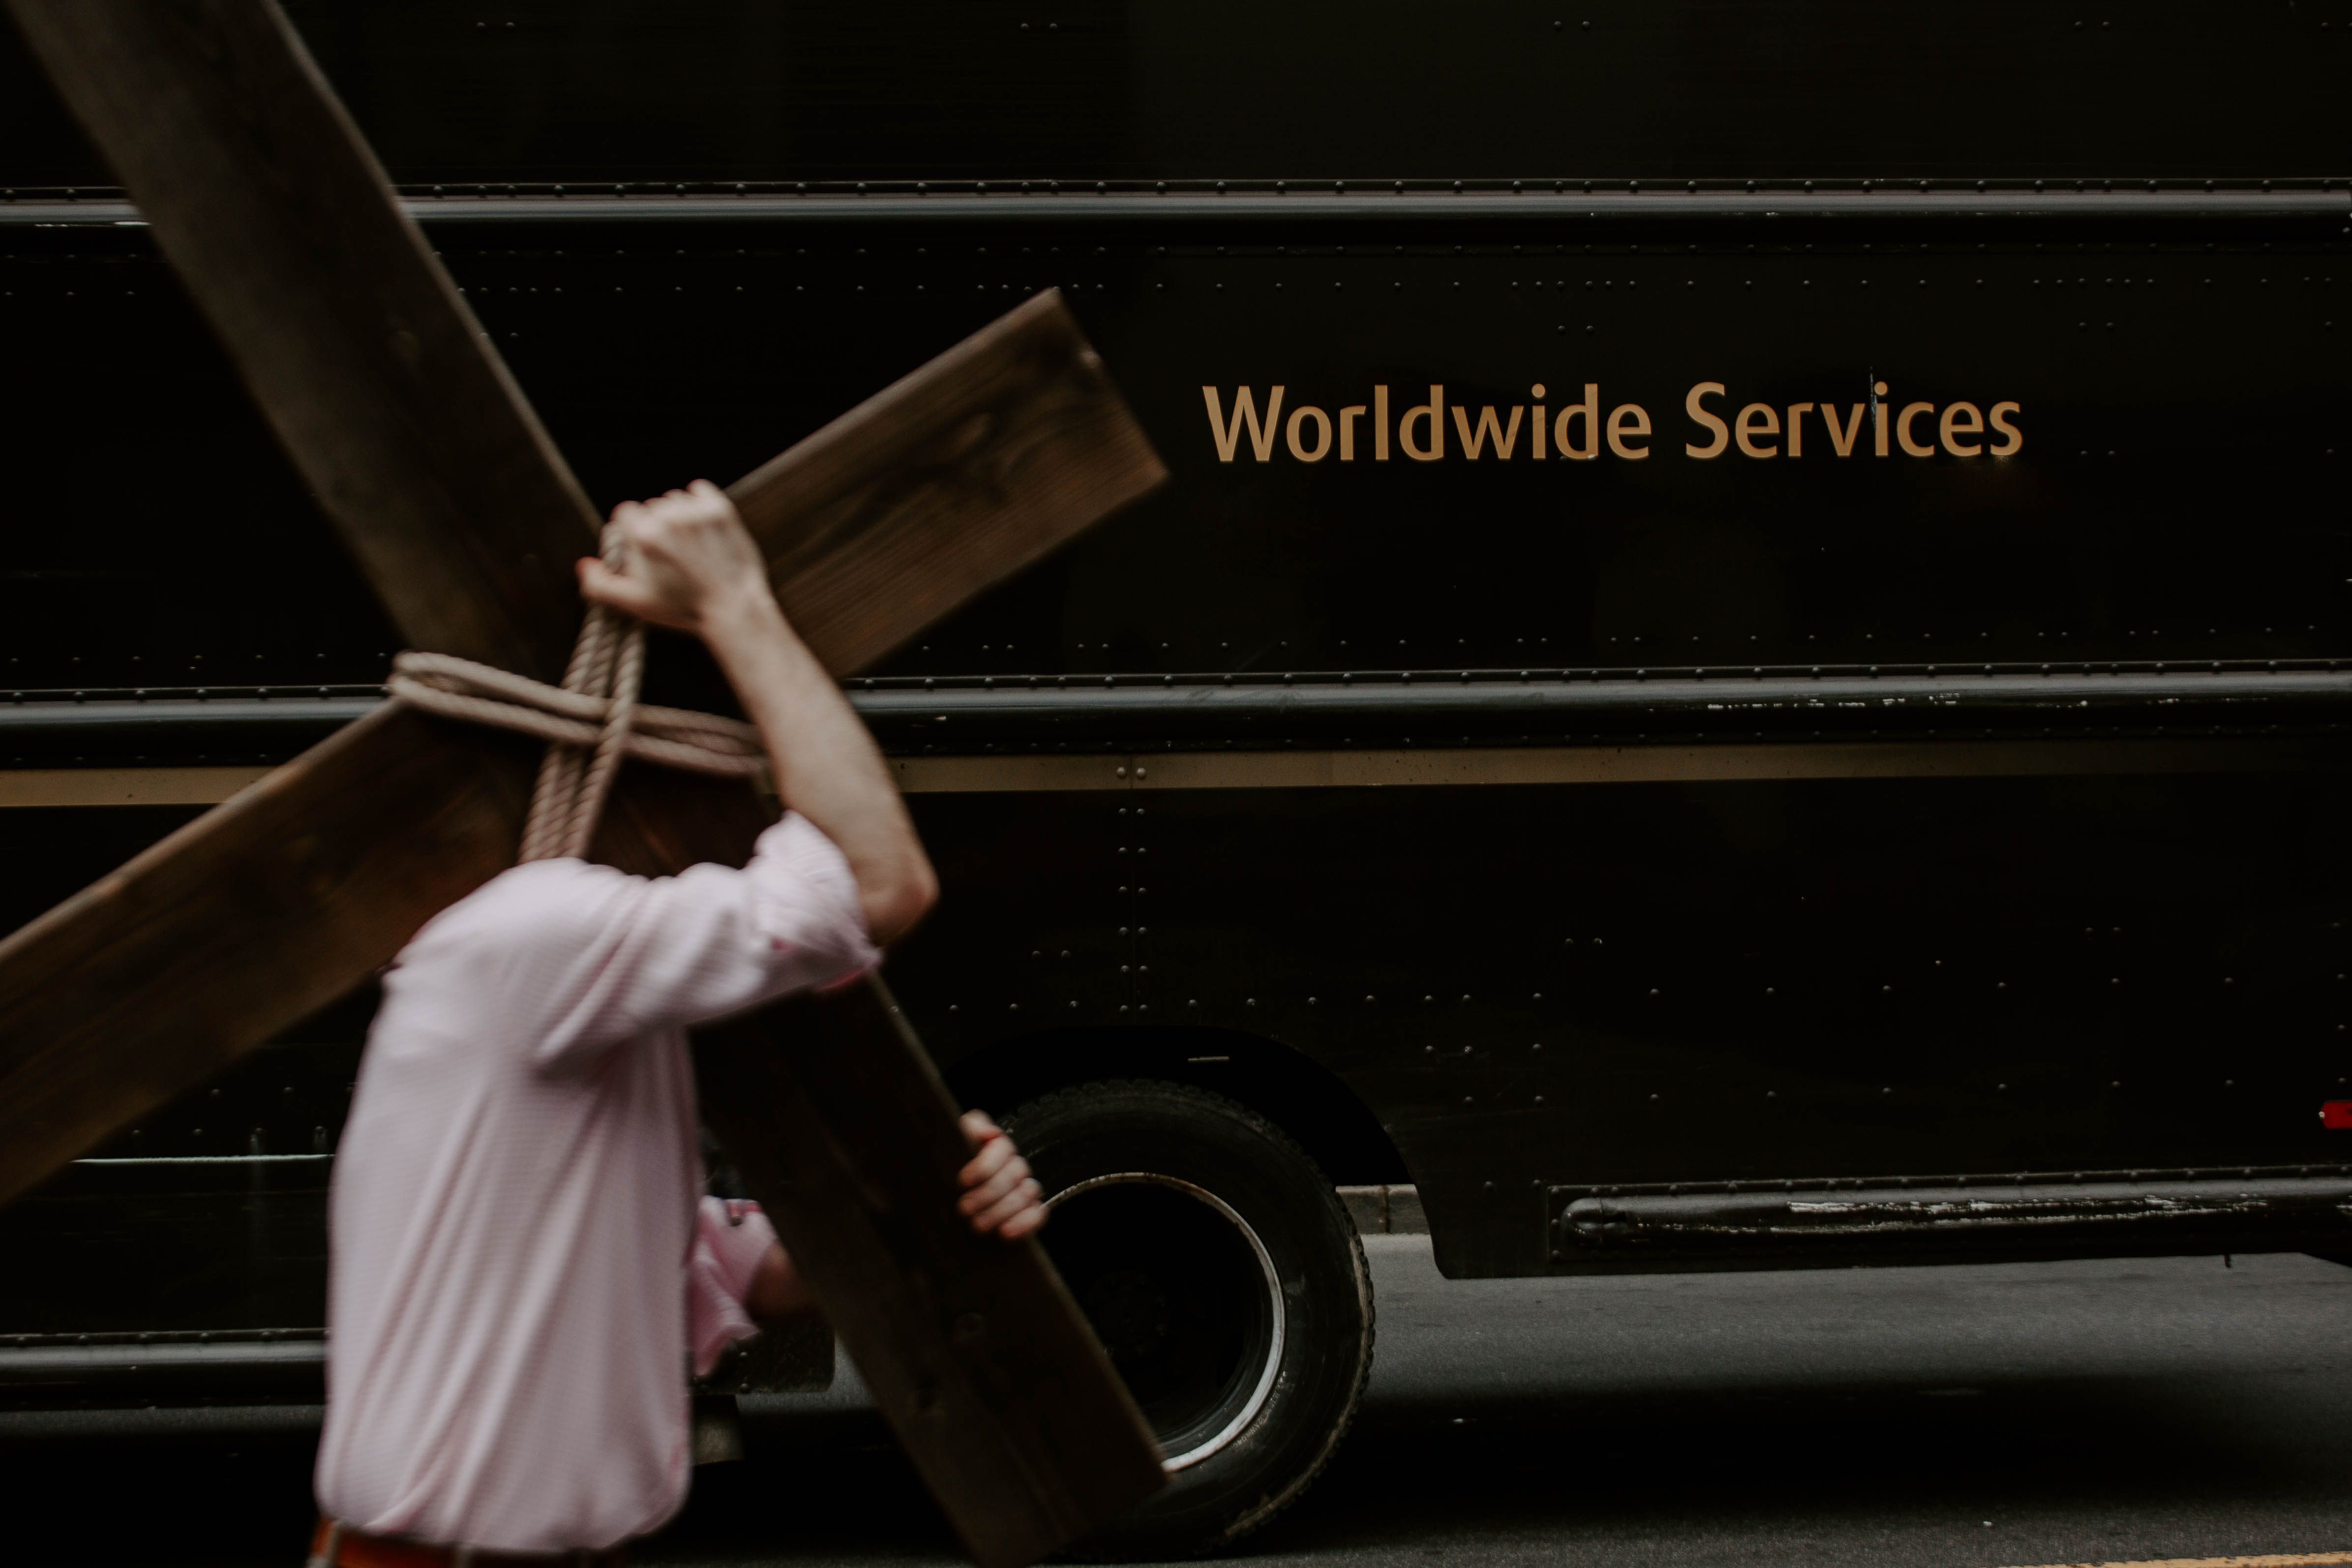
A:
[1607, 403, 1651, 460]
[1938, 401, 1984, 457]
[1401, 385, 1446, 461]
[1823, 404, 1865, 458]
[1557, 384, 1601, 460]
[1786, 402, 1814, 458]
[1451, 403, 1522, 459]
[1202, 385, 1285, 462]
[1988, 400, 2023, 456]
[1684, 382, 1729, 459]
[1897, 401, 1936, 457]
[1287, 405, 1333, 462]
[1204, 379, 2025, 470]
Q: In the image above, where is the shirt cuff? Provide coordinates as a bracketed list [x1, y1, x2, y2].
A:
[746, 813, 882, 987]
[688, 1196, 777, 1378]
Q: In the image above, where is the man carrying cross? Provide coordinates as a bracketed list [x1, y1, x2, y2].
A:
[311, 481, 1048, 1564]
[5, 6, 1166, 1562]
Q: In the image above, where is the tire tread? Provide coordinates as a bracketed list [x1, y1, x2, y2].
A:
[1006, 1079, 1375, 1558]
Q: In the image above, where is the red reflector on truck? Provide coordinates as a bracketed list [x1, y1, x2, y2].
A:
[2322, 1102, 2352, 1129]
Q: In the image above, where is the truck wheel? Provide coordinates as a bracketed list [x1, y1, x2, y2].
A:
[1003, 1079, 1374, 1559]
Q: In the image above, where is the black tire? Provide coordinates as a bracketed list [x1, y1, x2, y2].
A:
[1003, 1080, 1374, 1560]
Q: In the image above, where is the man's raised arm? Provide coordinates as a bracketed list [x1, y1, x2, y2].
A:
[577, 480, 939, 944]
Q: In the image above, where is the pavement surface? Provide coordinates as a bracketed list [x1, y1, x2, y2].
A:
[12, 1240, 2352, 1568]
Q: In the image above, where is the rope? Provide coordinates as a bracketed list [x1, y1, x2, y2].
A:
[386, 526, 767, 862]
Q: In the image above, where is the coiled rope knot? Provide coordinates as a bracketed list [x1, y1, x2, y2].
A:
[386, 526, 767, 864]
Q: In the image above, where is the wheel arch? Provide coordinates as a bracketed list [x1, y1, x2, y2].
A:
[941, 1025, 1411, 1189]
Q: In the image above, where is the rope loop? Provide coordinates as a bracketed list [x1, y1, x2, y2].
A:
[385, 526, 766, 862]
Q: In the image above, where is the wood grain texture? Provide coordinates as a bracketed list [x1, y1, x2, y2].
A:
[3, 0, 597, 683]
[736, 288, 1168, 675]
[0, 705, 538, 1208]
[2, 7, 1170, 1554]
[695, 981, 1166, 1568]
[0, 715, 762, 1209]
[597, 763, 1175, 1552]
[598, 773, 1167, 1565]
[0, 705, 1165, 1568]
[14, 10, 1167, 691]
[0, 729, 1168, 1564]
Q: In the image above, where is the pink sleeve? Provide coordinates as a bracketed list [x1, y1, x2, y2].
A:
[688, 1196, 778, 1378]
[420, 811, 880, 1073]
[388, 813, 878, 1077]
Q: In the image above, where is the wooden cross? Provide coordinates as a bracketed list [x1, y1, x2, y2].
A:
[0, 4, 1169, 1564]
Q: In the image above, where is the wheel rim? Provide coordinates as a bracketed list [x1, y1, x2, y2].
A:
[1044, 1172, 1287, 1473]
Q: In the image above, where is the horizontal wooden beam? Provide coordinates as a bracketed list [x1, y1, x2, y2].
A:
[730, 288, 1166, 676]
[0, 716, 1165, 1567]
[0, 706, 536, 1208]
[5, 0, 1158, 687]
[4, 7, 1169, 1560]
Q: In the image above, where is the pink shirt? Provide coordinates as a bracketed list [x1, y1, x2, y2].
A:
[315, 814, 877, 1553]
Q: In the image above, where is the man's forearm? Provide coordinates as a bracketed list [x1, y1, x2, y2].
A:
[576, 482, 937, 941]
[701, 587, 937, 943]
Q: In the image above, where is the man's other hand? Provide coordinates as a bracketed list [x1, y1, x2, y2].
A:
[957, 1110, 1046, 1240]
[744, 1111, 1040, 1322]
[578, 478, 770, 635]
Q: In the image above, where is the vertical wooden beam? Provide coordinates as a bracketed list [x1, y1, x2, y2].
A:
[5, 0, 595, 682]
[3, 4, 1169, 1561]
[593, 769, 1168, 1565]
[696, 984, 1167, 1568]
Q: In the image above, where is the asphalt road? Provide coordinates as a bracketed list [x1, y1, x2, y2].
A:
[12, 1240, 2352, 1568]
